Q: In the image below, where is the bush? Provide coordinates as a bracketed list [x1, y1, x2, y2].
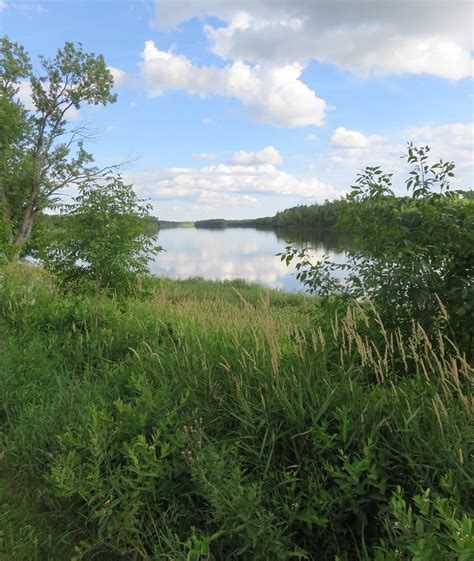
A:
[41, 174, 160, 296]
[281, 144, 474, 359]
[376, 481, 474, 561]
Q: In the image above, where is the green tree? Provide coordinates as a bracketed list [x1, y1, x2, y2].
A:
[0, 37, 32, 257]
[281, 144, 474, 358]
[42, 174, 161, 295]
[0, 36, 117, 259]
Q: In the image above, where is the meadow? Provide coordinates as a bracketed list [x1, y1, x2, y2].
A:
[0, 264, 472, 560]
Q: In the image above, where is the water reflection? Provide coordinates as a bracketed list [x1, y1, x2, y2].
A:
[150, 227, 351, 292]
[273, 228, 352, 252]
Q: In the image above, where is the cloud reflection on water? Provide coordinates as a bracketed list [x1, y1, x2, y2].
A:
[149, 228, 349, 292]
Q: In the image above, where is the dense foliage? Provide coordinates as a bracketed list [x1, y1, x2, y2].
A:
[282, 145, 474, 357]
[194, 217, 274, 229]
[0, 267, 472, 560]
[40, 174, 160, 295]
[271, 198, 349, 229]
[0, 37, 32, 258]
[0, 36, 116, 258]
[194, 200, 347, 230]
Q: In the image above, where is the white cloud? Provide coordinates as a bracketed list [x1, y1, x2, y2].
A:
[192, 152, 217, 160]
[327, 127, 387, 169]
[201, 117, 212, 125]
[155, 0, 473, 80]
[108, 65, 127, 87]
[403, 122, 473, 183]
[306, 133, 317, 141]
[330, 127, 370, 149]
[230, 145, 282, 165]
[15, 82, 36, 111]
[154, 0, 237, 29]
[139, 40, 327, 127]
[405, 123, 473, 148]
[5, 2, 46, 13]
[127, 149, 342, 207]
[326, 122, 473, 190]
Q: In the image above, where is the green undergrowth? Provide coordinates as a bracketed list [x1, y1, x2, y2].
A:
[0, 265, 472, 560]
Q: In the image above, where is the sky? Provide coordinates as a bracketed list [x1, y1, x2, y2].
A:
[1, 0, 473, 220]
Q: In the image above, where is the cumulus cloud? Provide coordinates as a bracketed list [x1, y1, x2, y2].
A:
[230, 145, 282, 165]
[108, 65, 127, 87]
[403, 122, 473, 183]
[139, 40, 327, 127]
[154, 0, 238, 29]
[330, 127, 371, 149]
[327, 127, 385, 169]
[405, 123, 473, 149]
[129, 163, 339, 201]
[15, 82, 37, 111]
[127, 148, 342, 208]
[192, 152, 217, 160]
[327, 122, 473, 190]
[155, 0, 473, 80]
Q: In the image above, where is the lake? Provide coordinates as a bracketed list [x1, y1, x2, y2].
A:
[149, 227, 351, 292]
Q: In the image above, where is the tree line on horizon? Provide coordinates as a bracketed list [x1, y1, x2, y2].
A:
[193, 189, 473, 231]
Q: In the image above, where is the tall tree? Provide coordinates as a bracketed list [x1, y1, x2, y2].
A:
[0, 37, 32, 254]
[0, 37, 117, 258]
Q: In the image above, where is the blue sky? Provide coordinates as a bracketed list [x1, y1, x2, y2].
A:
[1, 0, 473, 220]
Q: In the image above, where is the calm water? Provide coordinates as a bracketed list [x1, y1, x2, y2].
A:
[149, 227, 351, 292]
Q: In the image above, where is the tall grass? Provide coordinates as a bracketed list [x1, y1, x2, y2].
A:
[0, 264, 472, 560]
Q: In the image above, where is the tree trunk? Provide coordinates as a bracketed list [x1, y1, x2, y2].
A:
[11, 174, 40, 260]
[12, 198, 35, 252]
[11, 132, 45, 259]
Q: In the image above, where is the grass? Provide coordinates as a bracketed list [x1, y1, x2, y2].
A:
[0, 264, 472, 560]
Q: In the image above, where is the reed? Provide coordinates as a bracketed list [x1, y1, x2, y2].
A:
[0, 264, 472, 560]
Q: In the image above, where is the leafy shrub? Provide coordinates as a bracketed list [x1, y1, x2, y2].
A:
[281, 144, 474, 358]
[375, 478, 474, 561]
[41, 174, 160, 296]
[46, 381, 193, 559]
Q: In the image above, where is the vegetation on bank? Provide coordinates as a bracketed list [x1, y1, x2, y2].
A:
[193, 189, 473, 232]
[270, 198, 348, 229]
[194, 217, 274, 229]
[1, 266, 472, 561]
[282, 147, 474, 360]
[193, 200, 346, 230]
[155, 220, 195, 229]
